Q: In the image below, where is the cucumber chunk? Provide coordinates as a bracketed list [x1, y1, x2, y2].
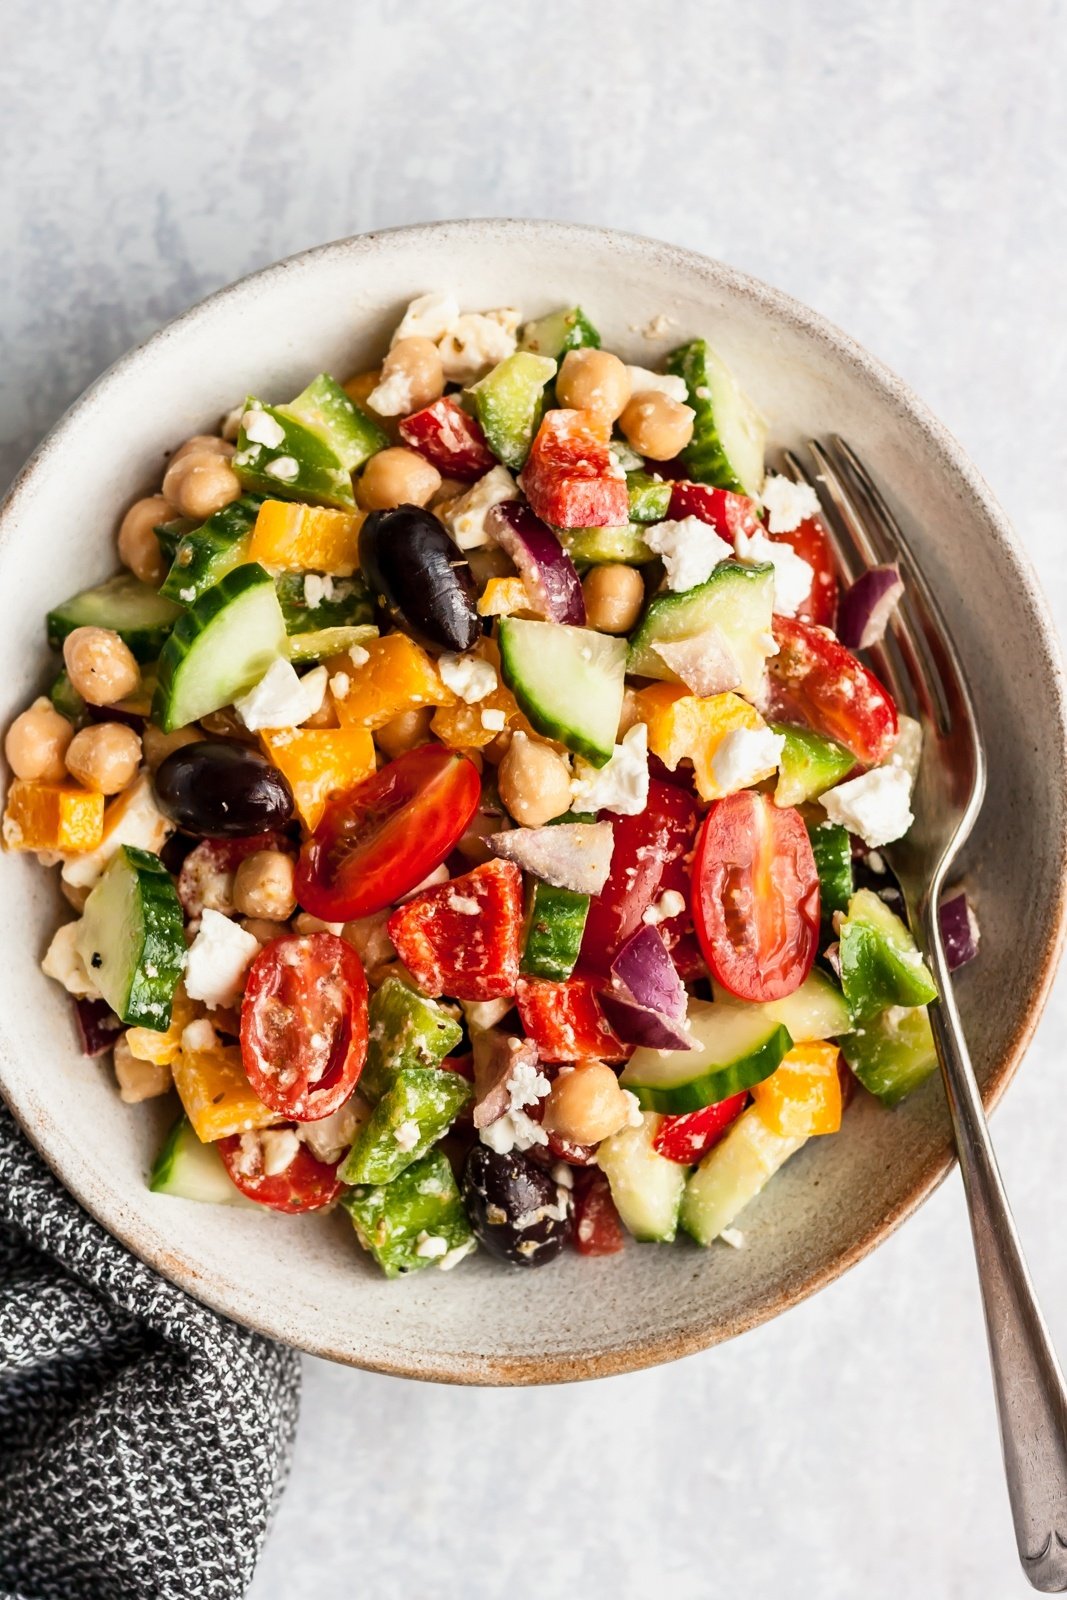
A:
[621, 999, 792, 1113]
[342, 1148, 475, 1278]
[841, 1003, 937, 1107]
[234, 398, 355, 509]
[339, 1067, 471, 1186]
[498, 617, 626, 766]
[627, 561, 775, 699]
[773, 723, 855, 807]
[287, 625, 378, 665]
[521, 882, 590, 981]
[50, 671, 87, 727]
[77, 846, 185, 1030]
[519, 306, 600, 359]
[839, 889, 937, 1021]
[152, 563, 287, 732]
[626, 472, 672, 525]
[711, 968, 853, 1042]
[159, 496, 263, 605]
[560, 525, 655, 566]
[283, 373, 387, 473]
[680, 1102, 807, 1245]
[807, 821, 854, 927]
[359, 977, 465, 1105]
[150, 1115, 250, 1205]
[596, 1113, 686, 1243]
[274, 570, 374, 636]
[154, 516, 195, 561]
[469, 352, 556, 470]
[47, 574, 183, 663]
[667, 338, 766, 496]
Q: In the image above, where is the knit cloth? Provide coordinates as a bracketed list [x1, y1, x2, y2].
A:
[0, 1102, 300, 1600]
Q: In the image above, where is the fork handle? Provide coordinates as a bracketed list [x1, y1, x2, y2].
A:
[924, 915, 1067, 1591]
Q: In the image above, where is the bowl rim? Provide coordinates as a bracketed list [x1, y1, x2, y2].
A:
[3, 217, 1065, 1385]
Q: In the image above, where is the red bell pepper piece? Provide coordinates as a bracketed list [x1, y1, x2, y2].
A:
[398, 397, 496, 481]
[520, 409, 629, 530]
[514, 976, 629, 1062]
[668, 481, 762, 541]
[387, 858, 523, 1001]
[652, 1093, 748, 1164]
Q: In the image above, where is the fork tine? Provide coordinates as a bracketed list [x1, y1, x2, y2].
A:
[780, 449, 863, 585]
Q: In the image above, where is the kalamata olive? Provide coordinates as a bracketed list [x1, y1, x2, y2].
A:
[462, 1144, 572, 1267]
[154, 739, 294, 837]
[359, 504, 480, 652]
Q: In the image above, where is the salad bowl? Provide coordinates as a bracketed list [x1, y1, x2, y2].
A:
[0, 219, 1063, 1383]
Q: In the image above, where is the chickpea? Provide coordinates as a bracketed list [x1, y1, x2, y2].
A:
[617, 685, 644, 739]
[232, 850, 297, 921]
[61, 879, 91, 913]
[556, 349, 631, 421]
[543, 1062, 634, 1145]
[619, 391, 695, 461]
[5, 697, 73, 782]
[582, 564, 645, 634]
[240, 917, 292, 944]
[431, 475, 469, 508]
[357, 447, 441, 511]
[170, 433, 235, 465]
[62, 627, 140, 707]
[497, 732, 572, 827]
[114, 1034, 172, 1104]
[65, 722, 142, 794]
[141, 722, 203, 771]
[370, 337, 445, 416]
[117, 494, 172, 586]
[376, 706, 433, 760]
[162, 448, 241, 519]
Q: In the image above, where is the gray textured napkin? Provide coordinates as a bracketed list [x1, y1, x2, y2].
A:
[0, 1102, 300, 1600]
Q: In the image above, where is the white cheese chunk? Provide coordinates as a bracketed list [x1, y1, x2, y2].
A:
[241, 408, 286, 449]
[437, 652, 497, 703]
[625, 366, 689, 403]
[734, 526, 814, 617]
[440, 464, 518, 550]
[259, 1127, 301, 1177]
[760, 474, 821, 534]
[710, 725, 785, 795]
[414, 1231, 449, 1259]
[303, 573, 335, 609]
[391, 291, 461, 346]
[61, 774, 174, 890]
[821, 765, 914, 848]
[236, 659, 328, 731]
[571, 723, 649, 816]
[41, 920, 102, 999]
[478, 1056, 551, 1154]
[644, 516, 733, 592]
[438, 309, 520, 384]
[300, 1096, 370, 1164]
[366, 366, 415, 417]
[642, 889, 687, 926]
[184, 909, 260, 1010]
[393, 1119, 421, 1152]
[181, 1018, 220, 1054]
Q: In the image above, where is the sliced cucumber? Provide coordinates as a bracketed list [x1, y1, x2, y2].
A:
[627, 472, 672, 525]
[47, 574, 183, 663]
[839, 889, 937, 1022]
[77, 846, 185, 1030]
[667, 338, 766, 496]
[521, 881, 590, 981]
[152, 563, 287, 732]
[519, 306, 600, 359]
[159, 496, 263, 605]
[596, 1113, 686, 1242]
[234, 398, 355, 509]
[469, 352, 556, 470]
[342, 1148, 475, 1278]
[274, 570, 374, 636]
[50, 671, 87, 727]
[498, 617, 626, 766]
[773, 723, 855, 807]
[841, 1003, 937, 1108]
[154, 516, 195, 561]
[680, 1102, 807, 1245]
[287, 624, 378, 665]
[627, 561, 774, 699]
[339, 1067, 471, 1187]
[807, 822, 854, 928]
[150, 1115, 251, 1205]
[283, 373, 387, 473]
[621, 1000, 792, 1113]
[711, 967, 853, 1042]
[560, 525, 655, 566]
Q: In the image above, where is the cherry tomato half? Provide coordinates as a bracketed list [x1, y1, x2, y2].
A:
[217, 1127, 343, 1213]
[771, 515, 839, 629]
[572, 1170, 626, 1256]
[692, 791, 820, 1003]
[296, 745, 481, 922]
[241, 932, 368, 1121]
[766, 614, 898, 766]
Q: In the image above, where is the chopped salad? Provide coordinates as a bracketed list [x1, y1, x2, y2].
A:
[5, 294, 980, 1276]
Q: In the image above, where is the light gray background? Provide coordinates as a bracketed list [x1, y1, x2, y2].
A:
[2, 2, 1065, 1596]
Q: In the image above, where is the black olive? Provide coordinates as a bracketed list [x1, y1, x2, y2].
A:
[154, 740, 294, 836]
[462, 1145, 572, 1267]
[359, 504, 480, 652]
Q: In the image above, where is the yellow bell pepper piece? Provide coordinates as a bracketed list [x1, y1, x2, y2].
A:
[126, 985, 198, 1066]
[2, 779, 104, 853]
[751, 1041, 843, 1139]
[172, 1042, 280, 1142]
[260, 726, 376, 830]
[430, 637, 523, 750]
[248, 500, 365, 575]
[477, 577, 540, 619]
[634, 685, 774, 802]
[333, 634, 454, 731]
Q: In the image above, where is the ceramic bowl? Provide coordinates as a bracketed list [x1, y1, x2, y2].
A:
[1, 221, 1064, 1384]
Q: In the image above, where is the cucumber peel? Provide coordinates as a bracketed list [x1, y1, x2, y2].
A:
[47, 574, 183, 663]
[621, 1000, 792, 1113]
[499, 617, 626, 766]
[152, 563, 288, 731]
[77, 846, 185, 1030]
[667, 338, 766, 496]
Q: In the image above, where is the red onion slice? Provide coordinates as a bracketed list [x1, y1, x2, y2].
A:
[487, 822, 614, 894]
[74, 997, 123, 1057]
[487, 502, 586, 625]
[610, 924, 688, 1021]
[599, 992, 693, 1052]
[651, 630, 741, 696]
[940, 891, 980, 971]
[837, 565, 904, 651]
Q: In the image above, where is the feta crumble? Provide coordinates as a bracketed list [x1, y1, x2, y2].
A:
[440, 464, 518, 550]
[710, 725, 785, 795]
[241, 408, 286, 449]
[760, 473, 821, 534]
[644, 516, 732, 592]
[259, 1127, 301, 1177]
[184, 910, 260, 1010]
[391, 291, 461, 346]
[236, 659, 328, 730]
[437, 651, 497, 703]
[330, 672, 350, 700]
[366, 366, 415, 417]
[181, 1018, 220, 1054]
[734, 525, 814, 617]
[438, 309, 520, 384]
[821, 765, 914, 848]
[571, 723, 649, 816]
[479, 1057, 551, 1154]
[348, 644, 371, 668]
[642, 889, 687, 926]
[414, 1231, 449, 1260]
[480, 707, 506, 732]
[719, 1227, 745, 1249]
[393, 1120, 421, 1152]
[303, 573, 335, 610]
[625, 366, 689, 403]
[264, 455, 299, 483]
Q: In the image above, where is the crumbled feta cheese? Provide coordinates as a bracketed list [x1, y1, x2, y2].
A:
[625, 366, 689, 403]
[438, 309, 520, 384]
[821, 765, 914, 848]
[642, 889, 687, 926]
[621, 1089, 645, 1129]
[734, 526, 814, 617]
[41, 921, 102, 999]
[391, 291, 461, 346]
[259, 1127, 301, 1177]
[644, 516, 733, 592]
[348, 644, 371, 668]
[366, 366, 415, 417]
[178, 587, 196, 603]
[439, 1238, 478, 1270]
[479, 1056, 551, 1154]
[446, 893, 480, 915]
[437, 652, 497, 703]
[61, 774, 173, 890]
[761, 473, 821, 534]
[414, 1231, 449, 1259]
[551, 1161, 575, 1189]
[303, 573, 335, 610]
[640, 313, 676, 339]
[393, 1119, 421, 1152]
[184, 910, 260, 1010]
[480, 707, 506, 732]
[236, 660, 328, 730]
[650, 629, 741, 696]
[330, 672, 350, 700]
[264, 455, 299, 482]
[300, 1097, 369, 1164]
[241, 408, 286, 449]
[710, 725, 785, 795]
[719, 1227, 745, 1249]
[889, 715, 923, 784]
[462, 996, 514, 1032]
[181, 1018, 220, 1054]
[571, 724, 649, 816]
[440, 464, 518, 550]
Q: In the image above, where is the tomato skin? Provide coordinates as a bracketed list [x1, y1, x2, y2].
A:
[653, 1093, 747, 1164]
[572, 1170, 626, 1256]
[398, 397, 496, 481]
[521, 410, 629, 529]
[693, 792, 820, 1004]
[766, 615, 898, 765]
[772, 515, 838, 628]
[217, 1129, 343, 1213]
[241, 933, 368, 1121]
[668, 481, 762, 541]
[296, 746, 481, 922]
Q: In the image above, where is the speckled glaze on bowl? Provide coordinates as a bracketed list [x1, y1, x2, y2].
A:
[1, 221, 1064, 1385]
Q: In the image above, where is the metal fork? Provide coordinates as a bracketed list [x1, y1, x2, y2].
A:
[783, 437, 1067, 1592]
